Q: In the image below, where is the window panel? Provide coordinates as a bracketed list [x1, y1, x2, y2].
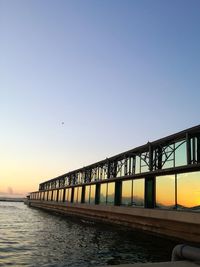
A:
[177, 172, 200, 210]
[107, 182, 115, 205]
[74, 187, 78, 203]
[122, 180, 132, 205]
[133, 179, 144, 206]
[156, 175, 175, 209]
[135, 156, 141, 174]
[85, 185, 90, 203]
[100, 183, 107, 204]
[90, 185, 96, 204]
[68, 188, 72, 202]
[53, 190, 57, 201]
[48, 190, 52, 201]
[58, 189, 64, 202]
[175, 141, 187, 167]
[44, 191, 48, 201]
[77, 187, 82, 203]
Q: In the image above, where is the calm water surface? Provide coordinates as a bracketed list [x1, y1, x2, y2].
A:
[0, 202, 178, 267]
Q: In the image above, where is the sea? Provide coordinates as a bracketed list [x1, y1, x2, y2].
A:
[0, 201, 178, 267]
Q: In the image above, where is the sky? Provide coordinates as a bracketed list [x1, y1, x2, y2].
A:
[0, 0, 200, 197]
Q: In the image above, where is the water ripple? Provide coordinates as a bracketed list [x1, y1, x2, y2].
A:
[0, 202, 177, 266]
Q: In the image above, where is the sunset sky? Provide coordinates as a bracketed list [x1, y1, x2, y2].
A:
[1, 0, 200, 197]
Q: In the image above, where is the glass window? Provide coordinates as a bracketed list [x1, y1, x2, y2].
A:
[156, 175, 175, 209]
[175, 141, 187, 167]
[133, 179, 144, 206]
[107, 182, 115, 205]
[100, 183, 107, 204]
[77, 187, 82, 203]
[65, 189, 68, 201]
[177, 171, 200, 210]
[44, 191, 48, 201]
[90, 185, 96, 204]
[122, 180, 132, 205]
[41, 192, 44, 200]
[135, 156, 141, 174]
[85, 186, 90, 203]
[73, 187, 78, 202]
[53, 190, 57, 201]
[162, 145, 175, 169]
[140, 153, 149, 173]
[57, 190, 60, 201]
[68, 188, 72, 202]
[58, 189, 64, 202]
[48, 191, 52, 201]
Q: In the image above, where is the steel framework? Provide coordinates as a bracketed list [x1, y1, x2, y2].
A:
[39, 125, 200, 191]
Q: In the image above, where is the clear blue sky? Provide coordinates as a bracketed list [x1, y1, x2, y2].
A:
[0, 0, 200, 195]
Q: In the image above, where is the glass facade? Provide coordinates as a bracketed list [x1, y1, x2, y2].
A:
[30, 169, 200, 213]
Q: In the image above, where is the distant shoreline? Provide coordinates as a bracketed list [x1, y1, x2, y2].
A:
[0, 198, 25, 202]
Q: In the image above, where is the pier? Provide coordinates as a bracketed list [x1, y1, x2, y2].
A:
[28, 125, 200, 242]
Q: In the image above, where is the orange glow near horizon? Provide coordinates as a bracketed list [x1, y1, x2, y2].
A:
[156, 172, 200, 208]
[177, 172, 200, 208]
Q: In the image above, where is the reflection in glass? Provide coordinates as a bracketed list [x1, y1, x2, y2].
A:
[74, 187, 78, 202]
[85, 185, 90, 203]
[133, 179, 144, 206]
[156, 175, 175, 209]
[58, 189, 64, 202]
[65, 189, 68, 201]
[90, 185, 96, 204]
[140, 153, 149, 173]
[57, 190, 60, 201]
[41, 192, 44, 200]
[107, 182, 115, 205]
[162, 145, 175, 169]
[122, 180, 132, 205]
[48, 191, 52, 201]
[53, 190, 57, 201]
[100, 183, 107, 204]
[177, 172, 200, 210]
[44, 191, 48, 200]
[77, 187, 82, 203]
[175, 141, 187, 167]
[135, 156, 141, 174]
[68, 188, 72, 202]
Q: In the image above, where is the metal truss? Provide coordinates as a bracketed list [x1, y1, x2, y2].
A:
[39, 125, 200, 191]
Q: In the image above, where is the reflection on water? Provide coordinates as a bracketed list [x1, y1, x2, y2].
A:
[0, 202, 177, 266]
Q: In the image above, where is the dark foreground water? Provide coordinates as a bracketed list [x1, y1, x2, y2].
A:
[0, 202, 178, 267]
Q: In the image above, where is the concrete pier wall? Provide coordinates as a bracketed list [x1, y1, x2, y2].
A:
[28, 200, 200, 243]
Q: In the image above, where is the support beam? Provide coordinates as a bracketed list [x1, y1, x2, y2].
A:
[186, 133, 191, 165]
